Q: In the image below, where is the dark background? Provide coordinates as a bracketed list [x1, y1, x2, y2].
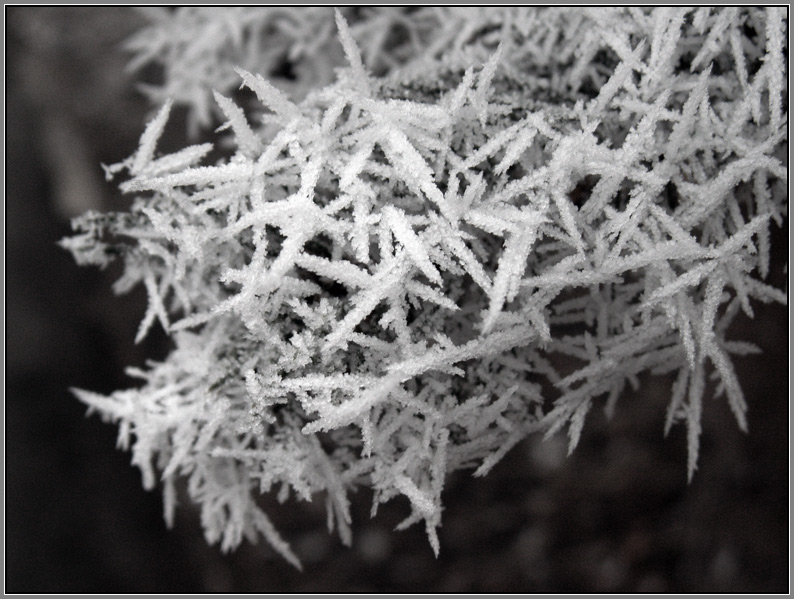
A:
[5, 7, 790, 593]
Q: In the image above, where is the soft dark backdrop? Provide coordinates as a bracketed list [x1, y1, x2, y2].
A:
[5, 6, 789, 593]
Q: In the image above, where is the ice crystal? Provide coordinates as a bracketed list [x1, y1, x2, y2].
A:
[62, 8, 787, 566]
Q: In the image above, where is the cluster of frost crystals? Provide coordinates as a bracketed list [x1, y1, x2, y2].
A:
[62, 8, 787, 566]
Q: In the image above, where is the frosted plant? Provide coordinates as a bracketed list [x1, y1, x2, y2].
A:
[62, 8, 787, 566]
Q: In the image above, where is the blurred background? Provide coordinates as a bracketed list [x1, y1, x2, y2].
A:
[5, 6, 789, 593]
